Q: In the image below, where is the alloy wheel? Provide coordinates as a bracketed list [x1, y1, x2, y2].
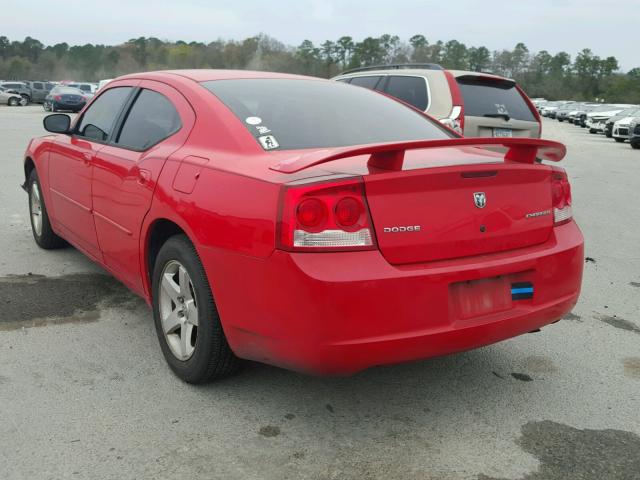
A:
[159, 260, 199, 361]
[30, 182, 43, 237]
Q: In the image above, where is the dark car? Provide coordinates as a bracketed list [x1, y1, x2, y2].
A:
[555, 103, 580, 122]
[43, 86, 89, 113]
[24, 81, 55, 103]
[605, 107, 640, 137]
[0, 81, 31, 103]
[628, 119, 640, 149]
[573, 104, 601, 127]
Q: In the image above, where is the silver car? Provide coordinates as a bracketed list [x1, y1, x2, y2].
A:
[0, 87, 25, 106]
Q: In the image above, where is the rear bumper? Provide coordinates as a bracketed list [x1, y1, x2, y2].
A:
[202, 222, 584, 375]
[53, 101, 85, 111]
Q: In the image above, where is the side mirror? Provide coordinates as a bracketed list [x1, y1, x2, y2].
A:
[43, 114, 71, 134]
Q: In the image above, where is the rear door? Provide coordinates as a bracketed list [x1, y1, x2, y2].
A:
[91, 80, 195, 293]
[456, 74, 540, 138]
[31, 82, 45, 102]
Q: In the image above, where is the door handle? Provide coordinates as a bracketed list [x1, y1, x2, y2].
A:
[82, 153, 92, 165]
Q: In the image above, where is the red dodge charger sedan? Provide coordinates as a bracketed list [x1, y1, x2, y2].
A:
[23, 70, 583, 383]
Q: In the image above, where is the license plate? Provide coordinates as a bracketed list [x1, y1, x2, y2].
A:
[493, 128, 513, 138]
[450, 277, 512, 320]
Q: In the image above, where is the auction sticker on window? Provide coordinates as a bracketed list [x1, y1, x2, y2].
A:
[258, 135, 280, 150]
[245, 116, 262, 125]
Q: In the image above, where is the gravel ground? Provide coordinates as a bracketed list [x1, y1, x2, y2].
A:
[0, 106, 639, 480]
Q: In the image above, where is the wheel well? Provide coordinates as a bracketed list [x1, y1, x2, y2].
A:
[147, 219, 186, 280]
[24, 157, 35, 184]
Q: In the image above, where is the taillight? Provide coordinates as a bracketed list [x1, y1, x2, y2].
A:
[54, 95, 61, 101]
[277, 177, 377, 251]
[440, 105, 464, 134]
[551, 167, 572, 226]
[443, 70, 465, 134]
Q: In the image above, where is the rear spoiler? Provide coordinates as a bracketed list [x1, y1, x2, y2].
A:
[270, 137, 566, 174]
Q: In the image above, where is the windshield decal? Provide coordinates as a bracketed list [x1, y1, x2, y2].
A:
[258, 135, 280, 150]
[245, 116, 262, 125]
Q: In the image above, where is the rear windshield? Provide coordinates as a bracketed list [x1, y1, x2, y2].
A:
[457, 76, 536, 122]
[201, 79, 450, 151]
[52, 87, 83, 95]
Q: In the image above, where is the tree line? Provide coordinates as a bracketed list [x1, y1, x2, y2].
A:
[1, 35, 639, 102]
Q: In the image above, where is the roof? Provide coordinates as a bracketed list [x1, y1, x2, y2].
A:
[118, 69, 317, 83]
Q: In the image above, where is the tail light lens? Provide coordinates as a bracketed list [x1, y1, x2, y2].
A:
[54, 95, 62, 101]
[442, 70, 465, 134]
[277, 177, 377, 251]
[440, 105, 464, 134]
[551, 168, 572, 226]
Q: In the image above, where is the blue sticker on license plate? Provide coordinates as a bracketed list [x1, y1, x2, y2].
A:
[511, 282, 534, 300]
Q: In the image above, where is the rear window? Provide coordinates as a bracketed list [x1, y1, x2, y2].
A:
[385, 76, 428, 111]
[201, 79, 450, 151]
[457, 76, 536, 122]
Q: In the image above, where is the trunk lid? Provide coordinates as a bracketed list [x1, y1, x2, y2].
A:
[363, 162, 553, 264]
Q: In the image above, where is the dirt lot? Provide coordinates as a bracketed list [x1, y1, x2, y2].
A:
[0, 106, 639, 480]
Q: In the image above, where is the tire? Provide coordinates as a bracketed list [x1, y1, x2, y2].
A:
[589, 128, 597, 134]
[20, 94, 29, 106]
[558, 119, 564, 122]
[43, 101, 51, 112]
[605, 131, 612, 138]
[8, 97, 19, 106]
[614, 138, 625, 143]
[152, 235, 240, 383]
[631, 141, 640, 150]
[28, 169, 66, 249]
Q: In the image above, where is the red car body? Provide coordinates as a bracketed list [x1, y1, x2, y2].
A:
[24, 70, 583, 375]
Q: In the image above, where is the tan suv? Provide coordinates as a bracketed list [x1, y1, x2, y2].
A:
[332, 64, 541, 138]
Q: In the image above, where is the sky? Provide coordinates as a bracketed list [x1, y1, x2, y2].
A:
[3, 0, 636, 71]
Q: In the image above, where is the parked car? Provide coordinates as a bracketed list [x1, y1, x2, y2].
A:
[22, 70, 583, 383]
[572, 104, 603, 127]
[628, 119, 640, 149]
[0, 81, 31, 103]
[23, 81, 55, 103]
[585, 105, 635, 134]
[43, 86, 89, 113]
[541, 101, 568, 118]
[332, 64, 541, 138]
[0, 87, 24, 106]
[97, 79, 114, 91]
[604, 107, 640, 137]
[612, 116, 639, 142]
[555, 103, 580, 122]
[566, 103, 598, 125]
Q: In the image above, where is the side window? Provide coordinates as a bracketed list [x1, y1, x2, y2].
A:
[115, 89, 181, 151]
[336, 78, 351, 84]
[349, 76, 383, 90]
[76, 87, 133, 142]
[80, 84, 91, 92]
[33, 82, 44, 90]
[385, 76, 429, 111]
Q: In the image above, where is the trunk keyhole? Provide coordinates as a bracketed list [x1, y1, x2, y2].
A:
[480, 225, 486, 233]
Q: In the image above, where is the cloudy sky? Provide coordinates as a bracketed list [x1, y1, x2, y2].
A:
[4, 0, 635, 70]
